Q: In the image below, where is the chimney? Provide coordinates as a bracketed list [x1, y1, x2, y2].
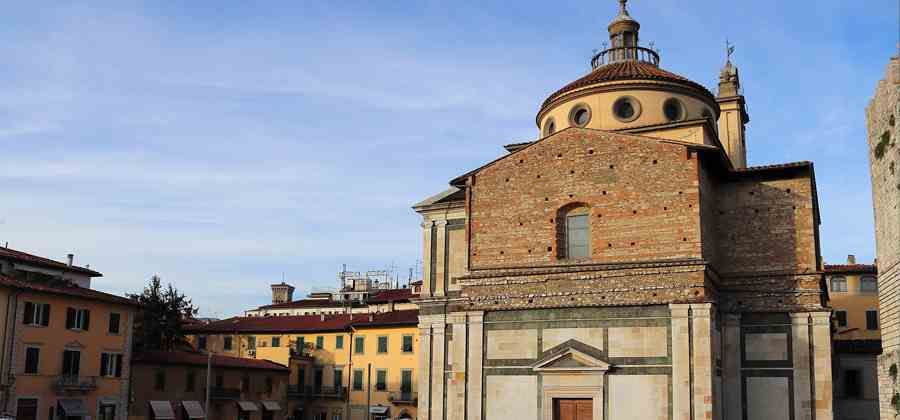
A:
[847, 254, 857, 265]
[67, 254, 74, 267]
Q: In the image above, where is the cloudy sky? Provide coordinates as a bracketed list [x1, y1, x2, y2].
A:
[0, 1, 895, 317]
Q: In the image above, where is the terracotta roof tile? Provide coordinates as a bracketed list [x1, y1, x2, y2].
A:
[133, 351, 289, 371]
[186, 310, 419, 334]
[0, 274, 138, 307]
[0, 246, 102, 276]
[366, 288, 418, 304]
[542, 61, 715, 109]
[824, 264, 877, 274]
[256, 299, 350, 311]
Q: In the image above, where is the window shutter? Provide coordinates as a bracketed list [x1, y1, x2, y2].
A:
[115, 354, 123, 377]
[41, 304, 50, 327]
[66, 308, 75, 329]
[83, 310, 90, 331]
[23, 302, 34, 325]
[62, 351, 72, 375]
[101, 353, 110, 377]
[72, 351, 80, 375]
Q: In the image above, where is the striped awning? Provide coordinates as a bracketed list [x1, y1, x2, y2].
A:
[237, 401, 259, 412]
[181, 401, 205, 419]
[370, 406, 390, 415]
[58, 399, 89, 417]
[149, 401, 175, 420]
[260, 401, 281, 411]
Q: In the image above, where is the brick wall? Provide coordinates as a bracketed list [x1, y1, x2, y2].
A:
[468, 128, 703, 269]
[713, 173, 819, 274]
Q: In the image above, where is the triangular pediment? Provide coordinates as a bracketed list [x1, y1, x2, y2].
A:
[532, 339, 611, 372]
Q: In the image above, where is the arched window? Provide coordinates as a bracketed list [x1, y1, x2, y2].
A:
[830, 276, 847, 292]
[860, 276, 877, 293]
[557, 204, 590, 259]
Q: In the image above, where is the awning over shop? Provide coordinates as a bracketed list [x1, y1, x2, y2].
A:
[237, 401, 259, 412]
[260, 401, 281, 411]
[149, 401, 176, 420]
[182, 401, 205, 419]
[369, 406, 390, 415]
[58, 399, 89, 417]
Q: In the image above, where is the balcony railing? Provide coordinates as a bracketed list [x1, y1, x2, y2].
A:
[287, 385, 346, 399]
[209, 387, 242, 400]
[590, 46, 660, 69]
[53, 375, 98, 393]
[388, 392, 417, 405]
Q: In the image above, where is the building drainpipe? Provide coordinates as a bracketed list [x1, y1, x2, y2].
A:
[1, 291, 19, 415]
[204, 352, 212, 420]
[346, 325, 355, 420]
[366, 363, 372, 420]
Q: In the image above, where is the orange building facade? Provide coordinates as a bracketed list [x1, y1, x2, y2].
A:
[0, 246, 139, 420]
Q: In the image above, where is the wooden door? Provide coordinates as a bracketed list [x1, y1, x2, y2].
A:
[553, 398, 593, 420]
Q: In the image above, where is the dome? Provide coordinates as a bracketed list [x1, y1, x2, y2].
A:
[535, 0, 719, 136]
[542, 61, 715, 110]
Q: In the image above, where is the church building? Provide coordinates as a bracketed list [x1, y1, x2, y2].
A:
[412, 2, 833, 420]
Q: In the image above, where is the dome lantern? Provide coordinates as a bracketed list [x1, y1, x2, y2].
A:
[592, 0, 659, 68]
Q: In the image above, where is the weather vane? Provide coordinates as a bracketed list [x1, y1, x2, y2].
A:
[725, 39, 735, 63]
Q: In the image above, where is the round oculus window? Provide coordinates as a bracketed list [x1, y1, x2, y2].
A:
[613, 96, 641, 122]
[568, 104, 592, 127]
[663, 98, 685, 122]
[544, 118, 557, 136]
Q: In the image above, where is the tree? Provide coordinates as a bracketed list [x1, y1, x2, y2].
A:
[129, 275, 199, 351]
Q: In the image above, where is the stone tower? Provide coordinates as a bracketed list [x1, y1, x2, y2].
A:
[270, 282, 295, 305]
[867, 55, 899, 420]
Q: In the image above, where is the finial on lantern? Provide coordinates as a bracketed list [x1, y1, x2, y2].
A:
[619, 0, 629, 15]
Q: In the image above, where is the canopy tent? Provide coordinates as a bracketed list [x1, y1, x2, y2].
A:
[148, 401, 175, 420]
[181, 401, 205, 419]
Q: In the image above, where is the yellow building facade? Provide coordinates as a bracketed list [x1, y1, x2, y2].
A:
[825, 256, 880, 420]
[186, 310, 418, 420]
[0, 246, 139, 420]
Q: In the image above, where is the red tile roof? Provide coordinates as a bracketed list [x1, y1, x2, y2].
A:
[0, 274, 139, 307]
[366, 288, 418, 304]
[824, 264, 877, 274]
[542, 61, 715, 109]
[133, 351, 289, 371]
[186, 310, 419, 334]
[256, 298, 354, 311]
[0, 246, 102, 276]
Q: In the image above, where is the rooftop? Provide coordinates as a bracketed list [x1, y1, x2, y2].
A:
[824, 264, 877, 274]
[133, 350, 290, 371]
[0, 246, 102, 277]
[0, 274, 138, 307]
[186, 309, 419, 334]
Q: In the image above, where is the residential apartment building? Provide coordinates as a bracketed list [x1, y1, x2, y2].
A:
[825, 256, 880, 420]
[0, 246, 139, 420]
[185, 310, 418, 420]
[245, 271, 418, 318]
[129, 351, 291, 420]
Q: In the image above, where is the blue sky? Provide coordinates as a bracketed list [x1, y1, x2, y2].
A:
[0, 1, 896, 317]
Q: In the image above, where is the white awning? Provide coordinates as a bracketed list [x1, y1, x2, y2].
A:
[237, 401, 259, 412]
[181, 401, 205, 419]
[369, 406, 390, 415]
[58, 399, 89, 417]
[260, 401, 281, 411]
[149, 401, 175, 420]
